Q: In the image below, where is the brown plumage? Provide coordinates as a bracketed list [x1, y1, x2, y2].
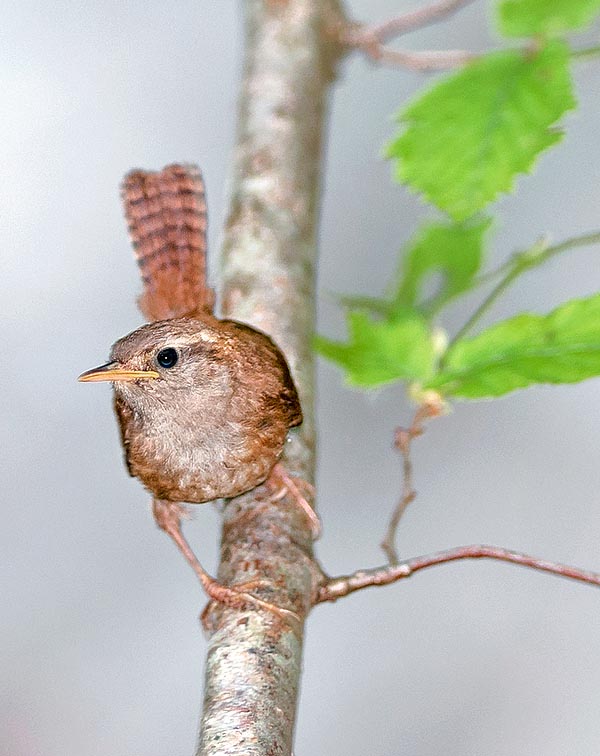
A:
[110, 312, 302, 503]
[83, 163, 302, 503]
[80, 165, 310, 626]
[80, 164, 312, 621]
[122, 163, 215, 320]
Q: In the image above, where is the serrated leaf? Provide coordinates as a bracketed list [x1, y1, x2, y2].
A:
[394, 218, 491, 314]
[314, 311, 435, 388]
[499, 0, 600, 38]
[386, 42, 575, 221]
[427, 293, 600, 398]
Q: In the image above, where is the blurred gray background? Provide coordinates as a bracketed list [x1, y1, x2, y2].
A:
[2, 1, 600, 754]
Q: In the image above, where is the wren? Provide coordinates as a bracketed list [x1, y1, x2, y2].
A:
[79, 164, 315, 621]
[80, 314, 302, 504]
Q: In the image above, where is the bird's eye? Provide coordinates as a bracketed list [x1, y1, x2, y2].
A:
[156, 347, 179, 369]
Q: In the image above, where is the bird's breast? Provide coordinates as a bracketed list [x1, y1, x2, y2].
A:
[118, 402, 287, 503]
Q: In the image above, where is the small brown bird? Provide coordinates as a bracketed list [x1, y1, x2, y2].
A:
[79, 164, 315, 617]
[82, 314, 303, 505]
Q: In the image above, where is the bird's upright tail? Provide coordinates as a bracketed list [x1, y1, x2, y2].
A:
[121, 164, 215, 322]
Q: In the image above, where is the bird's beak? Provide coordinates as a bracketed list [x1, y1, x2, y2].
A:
[78, 362, 160, 383]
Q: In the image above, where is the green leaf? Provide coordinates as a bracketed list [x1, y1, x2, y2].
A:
[394, 218, 491, 314]
[427, 293, 600, 398]
[386, 42, 575, 221]
[314, 311, 435, 388]
[499, 0, 600, 38]
[335, 219, 490, 321]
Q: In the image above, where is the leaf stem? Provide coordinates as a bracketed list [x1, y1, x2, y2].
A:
[448, 261, 525, 346]
[447, 230, 600, 349]
[571, 45, 600, 61]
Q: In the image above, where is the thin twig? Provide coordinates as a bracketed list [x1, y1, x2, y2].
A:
[339, 22, 474, 71]
[375, 47, 476, 71]
[338, 0, 478, 71]
[317, 544, 600, 603]
[368, 0, 479, 43]
[381, 403, 442, 564]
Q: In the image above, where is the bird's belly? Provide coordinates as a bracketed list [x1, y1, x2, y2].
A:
[125, 426, 284, 503]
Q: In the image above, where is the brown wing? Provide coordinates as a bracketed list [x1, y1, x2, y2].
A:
[223, 319, 303, 429]
[121, 164, 215, 322]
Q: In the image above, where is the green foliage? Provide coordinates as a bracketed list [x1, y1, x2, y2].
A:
[394, 219, 491, 314]
[427, 294, 600, 398]
[337, 219, 490, 319]
[499, 0, 600, 38]
[313, 310, 435, 388]
[318, 233, 600, 399]
[386, 42, 575, 221]
[316, 3, 600, 407]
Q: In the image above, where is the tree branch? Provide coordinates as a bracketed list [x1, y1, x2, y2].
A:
[196, 2, 341, 755]
[194, 3, 600, 753]
[338, 0, 478, 71]
[317, 544, 600, 603]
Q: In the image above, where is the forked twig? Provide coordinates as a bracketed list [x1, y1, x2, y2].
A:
[338, 0, 478, 71]
[381, 402, 442, 564]
[317, 545, 600, 603]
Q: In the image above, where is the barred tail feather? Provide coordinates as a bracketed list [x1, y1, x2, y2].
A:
[121, 164, 215, 321]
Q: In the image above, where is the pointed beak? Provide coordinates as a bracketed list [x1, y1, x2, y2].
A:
[78, 361, 160, 383]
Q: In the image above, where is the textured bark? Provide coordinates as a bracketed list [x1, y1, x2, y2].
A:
[196, 2, 343, 754]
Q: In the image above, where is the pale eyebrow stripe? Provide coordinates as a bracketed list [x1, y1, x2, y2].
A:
[162, 332, 220, 348]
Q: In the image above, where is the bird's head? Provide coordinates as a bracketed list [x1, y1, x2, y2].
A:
[78, 316, 234, 409]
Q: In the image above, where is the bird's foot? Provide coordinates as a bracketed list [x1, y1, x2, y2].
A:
[152, 499, 302, 634]
[268, 463, 321, 539]
[200, 578, 303, 637]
